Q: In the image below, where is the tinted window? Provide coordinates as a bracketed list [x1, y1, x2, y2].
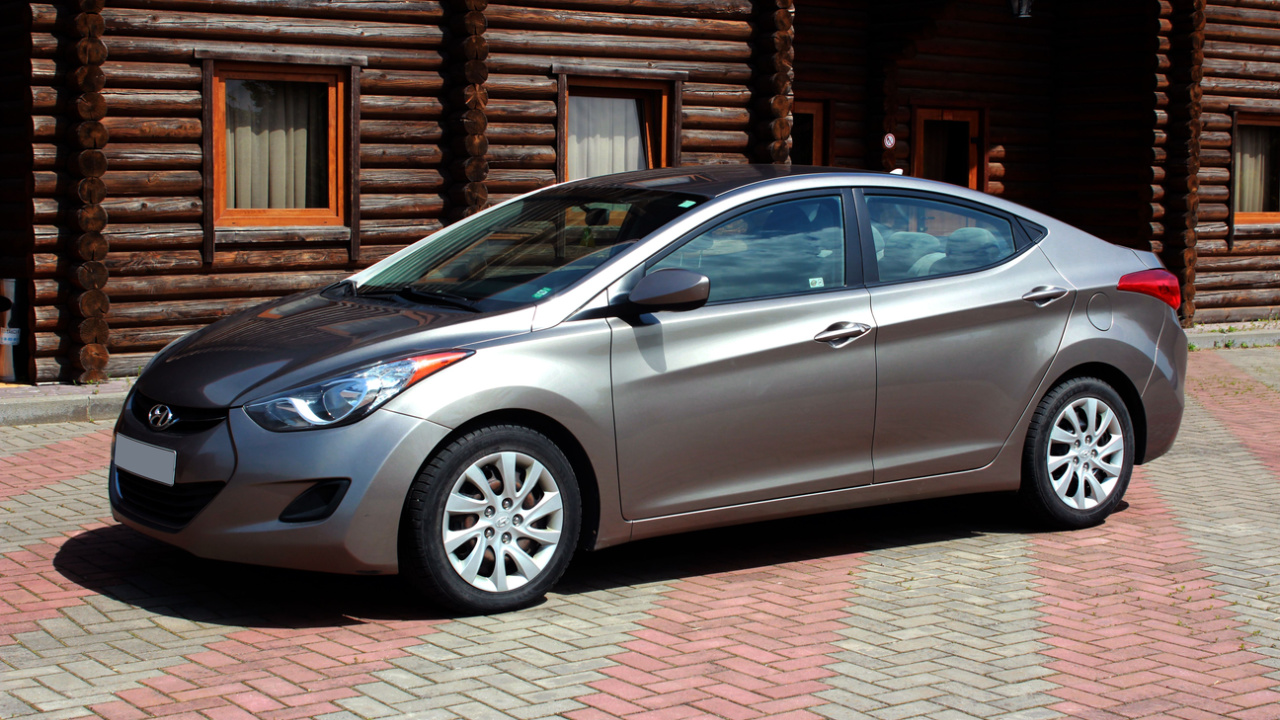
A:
[651, 196, 845, 303]
[866, 195, 1016, 283]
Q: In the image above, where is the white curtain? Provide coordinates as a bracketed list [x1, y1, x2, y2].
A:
[568, 95, 646, 181]
[225, 79, 328, 209]
[1235, 126, 1272, 213]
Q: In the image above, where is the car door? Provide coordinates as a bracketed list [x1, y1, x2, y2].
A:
[609, 191, 878, 520]
[860, 190, 1073, 482]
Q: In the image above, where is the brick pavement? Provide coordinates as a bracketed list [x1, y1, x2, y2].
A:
[1, 348, 1279, 720]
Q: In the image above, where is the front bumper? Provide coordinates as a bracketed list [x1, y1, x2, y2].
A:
[111, 397, 452, 575]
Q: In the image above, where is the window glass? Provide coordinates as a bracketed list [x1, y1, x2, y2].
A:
[1234, 124, 1280, 215]
[866, 195, 1015, 282]
[224, 79, 329, 209]
[358, 186, 702, 311]
[569, 95, 647, 180]
[651, 196, 845, 303]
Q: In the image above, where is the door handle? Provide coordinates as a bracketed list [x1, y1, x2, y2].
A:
[815, 322, 872, 347]
[1022, 286, 1069, 306]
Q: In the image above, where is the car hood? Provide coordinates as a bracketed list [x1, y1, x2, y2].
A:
[135, 290, 535, 408]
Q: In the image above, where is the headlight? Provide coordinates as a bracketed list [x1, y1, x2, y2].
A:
[243, 351, 471, 432]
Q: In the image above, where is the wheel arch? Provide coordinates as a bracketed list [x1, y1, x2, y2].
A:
[1042, 362, 1148, 464]
[399, 408, 603, 555]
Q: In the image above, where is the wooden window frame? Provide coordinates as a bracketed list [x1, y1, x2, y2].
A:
[1230, 111, 1280, 227]
[554, 65, 685, 182]
[911, 107, 986, 192]
[792, 99, 830, 166]
[210, 63, 346, 229]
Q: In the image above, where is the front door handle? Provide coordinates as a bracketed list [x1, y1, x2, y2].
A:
[1022, 286, 1069, 306]
[815, 321, 872, 347]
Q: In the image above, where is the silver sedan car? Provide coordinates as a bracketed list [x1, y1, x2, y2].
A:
[110, 166, 1186, 614]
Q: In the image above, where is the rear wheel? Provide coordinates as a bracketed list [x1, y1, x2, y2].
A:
[1021, 377, 1134, 528]
[401, 425, 581, 614]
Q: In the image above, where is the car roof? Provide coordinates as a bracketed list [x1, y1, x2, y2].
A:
[563, 165, 885, 199]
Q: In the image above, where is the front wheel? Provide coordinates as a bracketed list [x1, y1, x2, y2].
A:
[401, 425, 581, 614]
[1021, 377, 1134, 529]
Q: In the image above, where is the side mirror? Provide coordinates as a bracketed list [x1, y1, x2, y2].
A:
[627, 268, 710, 313]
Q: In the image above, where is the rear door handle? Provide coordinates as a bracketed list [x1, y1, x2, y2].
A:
[815, 321, 872, 347]
[1022, 286, 1069, 306]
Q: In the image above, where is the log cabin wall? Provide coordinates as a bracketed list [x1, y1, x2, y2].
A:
[1049, 3, 1161, 252]
[1196, 0, 1280, 322]
[1, 1, 35, 381]
[27, 0, 450, 381]
[792, 0, 867, 168]
[483, 0, 757, 204]
[886, 0, 1056, 210]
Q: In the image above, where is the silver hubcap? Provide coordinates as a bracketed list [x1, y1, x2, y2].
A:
[1046, 397, 1125, 510]
[443, 451, 564, 593]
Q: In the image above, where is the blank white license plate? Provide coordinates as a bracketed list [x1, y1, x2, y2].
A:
[114, 434, 177, 487]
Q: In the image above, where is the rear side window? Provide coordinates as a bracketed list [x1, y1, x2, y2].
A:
[650, 195, 845, 303]
[866, 195, 1016, 283]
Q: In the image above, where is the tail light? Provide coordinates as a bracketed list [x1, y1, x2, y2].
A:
[1118, 269, 1181, 310]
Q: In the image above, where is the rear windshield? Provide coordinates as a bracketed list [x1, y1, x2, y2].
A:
[357, 186, 704, 311]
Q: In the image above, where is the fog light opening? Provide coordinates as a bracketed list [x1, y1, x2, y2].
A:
[279, 479, 351, 523]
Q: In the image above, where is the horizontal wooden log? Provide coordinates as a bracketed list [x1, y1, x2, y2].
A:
[482, 0, 751, 19]
[101, 116, 202, 142]
[87, 271, 348, 302]
[486, 30, 750, 62]
[104, 223, 203, 251]
[1194, 270, 1280, 291]
[362, 144, 444, 168]
[360, 194, 445, 219]
[35, 353, 155, 382]
[684, 106, 750, 129]
[104, 143, 201, 169]
[486, 145, 556, 167]
[488, 74, 558, 99]
[1195, 287, 1280, 308]
[488, 53, 750, 83]
[101, 196, 201, 223]
[90, 36, 446, 70]
[101, 7, 442, 48]
[103, 170, 202, 196]
[680, 151, 750, 165]
[106, 324, 204, 353]
[682, 129, 750, 151]
[487, 99, 557, 121]
[1197, 255, 1280, 273]
[486, 168, 555, 192]
[682, 83, 752, 107]
[360, 218, 443, 244]
[485, 4, 752, 40]
[102, 60, 201, 89]
[100, 89, 201, 116]
[97, 247, 380, 275]
[486, 122, 555, 144]
[360, 169, 445, 192]
[101, 0, 445, 21]
[1192, 305, 1280, 323]
[361, 68, 446, 96]
[99, 297, 268, 328]
[360, 120, 443, 143]
[361, 95, 445, 119]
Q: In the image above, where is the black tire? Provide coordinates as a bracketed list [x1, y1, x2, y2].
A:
[400, 425, 581, 614]
[1020, 377, 1135, 529]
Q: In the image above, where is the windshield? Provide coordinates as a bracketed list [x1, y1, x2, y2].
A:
[357, 186, 704, 311]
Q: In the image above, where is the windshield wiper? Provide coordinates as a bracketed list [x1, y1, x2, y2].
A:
[356, 285, 481, 312]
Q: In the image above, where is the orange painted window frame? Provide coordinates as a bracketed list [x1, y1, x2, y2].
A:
[911, 108, 983, 191]
[211, 64, 345, 228]
[1232, 113, 1280, 225]
[560, 76, 673, 181]
[792, 99, 828, 166]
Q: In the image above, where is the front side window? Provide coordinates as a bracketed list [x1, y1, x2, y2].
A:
[212, 65, 345, 227]
[1234, 120, 1280, 223]
[563, 78, 673, 181]
[651, 196, 845, 303]
[867, 195, 1015, 283]
[357, 187, 702, 311]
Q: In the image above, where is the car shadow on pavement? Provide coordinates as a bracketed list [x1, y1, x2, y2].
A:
[53, 492, 1126, 627]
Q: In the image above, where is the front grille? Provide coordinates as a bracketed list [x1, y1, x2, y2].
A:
[113, 468, 224, 532]
[129, 391, 228, 434]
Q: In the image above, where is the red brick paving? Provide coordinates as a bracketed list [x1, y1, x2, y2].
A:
[571, 559, 863, 720]
[0, 427, 112, 501]
[1187, 351, 1280, 476]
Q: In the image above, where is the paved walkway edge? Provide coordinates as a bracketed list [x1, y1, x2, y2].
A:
[0, 392, 127, 426]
